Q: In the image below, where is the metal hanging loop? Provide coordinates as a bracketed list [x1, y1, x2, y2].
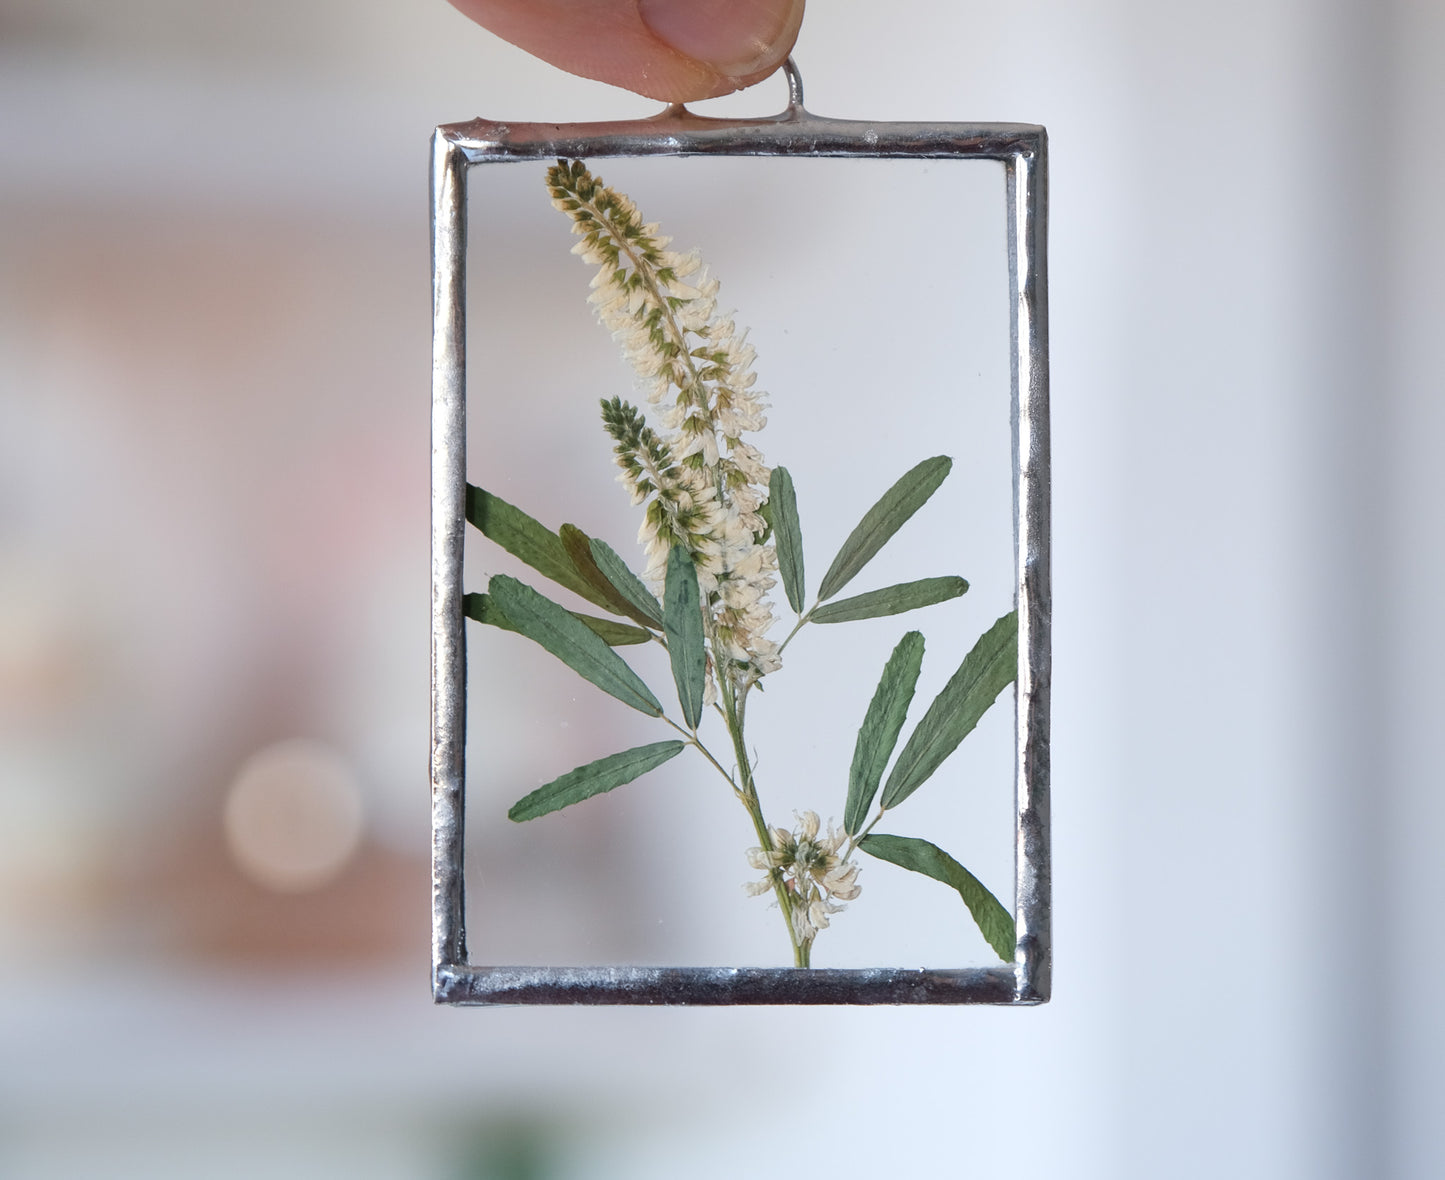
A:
[781, 57, 805, 114]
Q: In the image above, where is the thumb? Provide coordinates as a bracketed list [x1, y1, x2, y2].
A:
[448, 0, 806, 104]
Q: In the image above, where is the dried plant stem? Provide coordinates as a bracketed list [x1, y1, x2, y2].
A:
[717, 669, 809, 967]
[662, 695, 804, 965]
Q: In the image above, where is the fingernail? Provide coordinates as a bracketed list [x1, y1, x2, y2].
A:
[639, 0, 801, 78]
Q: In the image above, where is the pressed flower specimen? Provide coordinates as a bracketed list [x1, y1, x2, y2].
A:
[464, 160, 1017, 967]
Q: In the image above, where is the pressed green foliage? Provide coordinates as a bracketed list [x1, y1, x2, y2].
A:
[812, 576, 968, 625]
[816, 456, 952, 602]
[769, 466, 805, 614]
[509, 741, 685, 821]
[845, 631, 925, 835]
[487, 575, 663, 716]
[464, 590, 512, 631]
[663, 545, 706, 729]
[559, 523, 657, 628]
[755, 497, 774, 544]
[880, 609, 1018, 810]
[588, 537, 664, 628]
[529, 163, 1024, 966]
[465, 485, 615, 613]
[560, 615, 652, 647]
[859, 833, 1016, 961]
[465, 592, 650, 646]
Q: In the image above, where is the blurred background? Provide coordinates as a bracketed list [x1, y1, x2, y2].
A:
[1, 0, 1441, 1176]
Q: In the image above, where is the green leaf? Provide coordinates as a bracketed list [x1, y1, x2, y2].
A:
[859, 833, 1016, 961]
[845, 632, 925, 835]
[465, 592, 650, 646]
[464, 591, 514, 631]
[588, 537, 665, 628]
[509, 741, 685, 821]
[487, 576, 663, 716]
[817, 456, 952, 602]
[465, 485, 615, 613]
[572, 618, 653, 644]
[560, 523, 659, 628]
[755, 498, 774, 544]
[880, 609, 1018, 810]
[812, 576, 969, 625]
[663, 545, 706, 729]
[769, 466, 806, 614]
[573, 615, 652, 646]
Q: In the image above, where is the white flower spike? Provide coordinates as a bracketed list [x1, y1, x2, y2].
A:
[547, 159, 780, 694]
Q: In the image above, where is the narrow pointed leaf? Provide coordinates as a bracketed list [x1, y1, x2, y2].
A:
[572, 615, 652, 646]
[880, 609, 1018, 810]
[769, 466, 806, 614]
[859, 833, 1016, 961]
[465, 592, 650, 646]
[464, 591, 514, 631]
[465, 485, 615, 612]
[817, 456, 952, 602]
[813, 576, 968, 625]
[560, 523, 659, 627]
[588, 537, 665, 628]
[663, 545, 706, 729]
[488, 576, 663, 716]
[844, 632, 925, 835]
[509, 741, 685, 821]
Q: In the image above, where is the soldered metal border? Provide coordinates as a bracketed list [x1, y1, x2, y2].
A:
[431, 80, 1050, 1006]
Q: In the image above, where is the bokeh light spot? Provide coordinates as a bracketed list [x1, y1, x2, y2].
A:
[223, 739, 363, 892]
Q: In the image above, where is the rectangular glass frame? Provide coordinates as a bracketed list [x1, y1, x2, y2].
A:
[430, 97, 1050, 1005]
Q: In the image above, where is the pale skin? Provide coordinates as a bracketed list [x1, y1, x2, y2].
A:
[447, 0, 806, 103]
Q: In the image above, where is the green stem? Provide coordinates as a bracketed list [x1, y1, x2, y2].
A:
[661, 715, 736, 789]
[775, 604, 816, 657]
[716, 654, 808, 967]
[845, 805, 888, 860]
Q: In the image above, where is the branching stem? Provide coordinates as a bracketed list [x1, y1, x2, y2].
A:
[776, 603, 817, 657]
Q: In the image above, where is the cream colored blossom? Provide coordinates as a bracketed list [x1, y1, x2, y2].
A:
[744, 811, 862, 944]
[548, 159, 779, 693]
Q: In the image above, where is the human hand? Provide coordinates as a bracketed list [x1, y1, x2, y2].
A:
[447, 0, 805, 104]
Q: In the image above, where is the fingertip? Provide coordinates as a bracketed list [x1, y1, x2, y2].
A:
[638, 0, 804, 92]
[446, 0, 804, 105]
